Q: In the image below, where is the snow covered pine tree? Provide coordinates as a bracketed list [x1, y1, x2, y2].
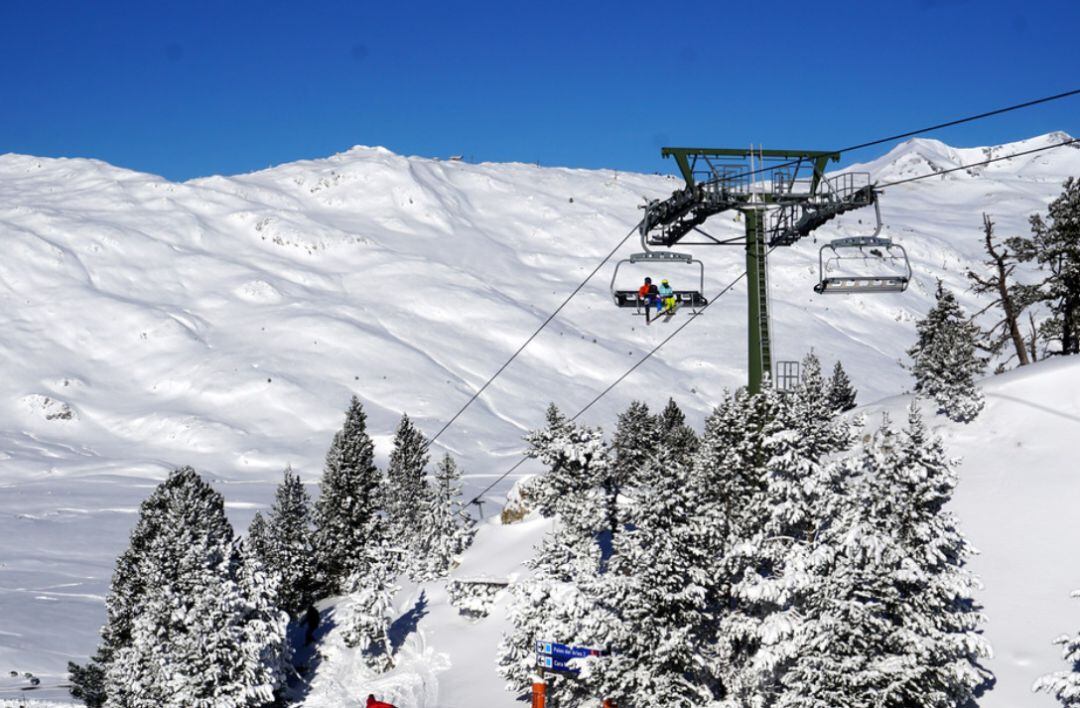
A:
[251, 466, 317, 617]
[339, 551, 400, 671]
[498, 407, 608, 705]
[577, 400, 716, 706]
[100, 467, 289, 707]
[827, 359, 858, 412]
[717, 353, 856, 703]
[602, 400, 656, 537]
[1034, 591, 1080, 706]
[384, 413, 432, 577]
[414, 453, 475, 580]
[908, 281, 987, 422]
[779, 404, 992, 707]
[313, 396, 383, 595]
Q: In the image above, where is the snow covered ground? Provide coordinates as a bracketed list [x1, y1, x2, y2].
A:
[0, 132, 1078, 705]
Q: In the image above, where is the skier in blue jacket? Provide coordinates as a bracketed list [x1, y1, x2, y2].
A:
[657, 278, 676, 314]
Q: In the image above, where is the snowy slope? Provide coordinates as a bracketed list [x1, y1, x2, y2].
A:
[0, 132, 1078, 702]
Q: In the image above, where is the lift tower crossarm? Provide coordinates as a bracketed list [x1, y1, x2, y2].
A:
[661, 147, 840, 192]
[645, 146, 875, 395]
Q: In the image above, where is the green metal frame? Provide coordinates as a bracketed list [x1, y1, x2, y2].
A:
[660, 147, 840, 195]
[655, 147, 846, 394]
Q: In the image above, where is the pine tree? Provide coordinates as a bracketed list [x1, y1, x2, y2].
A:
[524, 404, 607, 534]
[908, 282, 987, 422]
[339, 553, 400, 671]
[602, 401, 656, 536]
[313, 396, 382, 595]
[499, 410, 613, 706]
[103, 467, 290, 707]
[256, 467, 316, 616]
[655, 397, 699, 469]
[578, 439, 717, 706]
[67, 659, 106, 707]
[827, 360, 858, 412]
[414, 454, 475, 580]
[497, 572, 601, 706]
[718, 354, 856, 702]
[1034, 592, 1080, 706]
[70, 464, 194, 706]
[384, 413, 431, 565]
[246, 511, 271, 572]
[230, 544, 292, 705]
[778, 405, 991, 707]
[1008, 178, 1080, 356]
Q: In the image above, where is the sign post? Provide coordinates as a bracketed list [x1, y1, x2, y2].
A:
[531, 676, 546, 708]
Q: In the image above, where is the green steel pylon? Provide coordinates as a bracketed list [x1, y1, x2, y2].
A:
[744, 208, 770, 394]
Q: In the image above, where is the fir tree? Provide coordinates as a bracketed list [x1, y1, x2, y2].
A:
[655, 397, 699, 469]
[719, 354, 855, 702]
[778, 405, 992, 707]
[414, 454, 475, 580]
[1034, 591, 1080, 706]
[522, 407, 608, 586]
[384, 413, 431, 562]
[500, 410, 613, 705]
[230, 544, 292, 704]
[246, 511, 271, 572]
[70, 463, 193, 705]
[1008, 178, 1080, 356]
[103, 467, 290, 707]
[687, 386, 788, 697]
[313, 396, 382, 595]
[257, 467, 316, 616]
[578, 440, 717, 705]
[67, 660, 106, 707]
[497, 572, 601, 706]
[340, 553, 400, 671]
[524, 404, 607, 533]
[827, 360, 858, 412]
[908, 282, 986, 422]
[602, 401, 656, 536]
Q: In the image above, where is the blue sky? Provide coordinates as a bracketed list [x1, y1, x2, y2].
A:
[1, 0, 1078, 181]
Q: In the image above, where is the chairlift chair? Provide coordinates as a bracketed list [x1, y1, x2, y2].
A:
[813, 200, 912, 294]
[611, 250, 707, 315]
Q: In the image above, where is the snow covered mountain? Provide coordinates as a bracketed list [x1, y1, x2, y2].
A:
[0, 132, 1078, 704]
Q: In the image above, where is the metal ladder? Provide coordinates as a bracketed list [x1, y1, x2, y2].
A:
[752, 230, 771, 376]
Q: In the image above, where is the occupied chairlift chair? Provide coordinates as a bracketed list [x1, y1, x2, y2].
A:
[610, 250, 708, 315]
[813, 200, 911, 294]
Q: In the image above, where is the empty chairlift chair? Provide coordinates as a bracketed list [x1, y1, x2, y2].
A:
[813, 201, 912, 294]
[611, 251, 707, 315]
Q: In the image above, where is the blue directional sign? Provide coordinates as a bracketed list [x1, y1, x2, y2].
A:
[535, 640, 605, 675]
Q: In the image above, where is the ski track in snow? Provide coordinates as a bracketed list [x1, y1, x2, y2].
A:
[0, 133, 1078, 706]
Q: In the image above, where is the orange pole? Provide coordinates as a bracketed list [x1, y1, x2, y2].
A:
[602, 700, 616, 708]
[531, 679, 547, 708]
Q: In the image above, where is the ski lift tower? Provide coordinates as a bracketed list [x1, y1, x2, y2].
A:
[642, 147, 877, 394]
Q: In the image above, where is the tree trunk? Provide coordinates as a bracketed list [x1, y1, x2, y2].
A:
[1028, 312, 1039, 363]
[1063, 292, 1080, 355]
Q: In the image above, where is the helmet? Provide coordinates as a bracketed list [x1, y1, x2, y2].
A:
[644, 277, 652, 283]
[662, 279, 669, 285]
